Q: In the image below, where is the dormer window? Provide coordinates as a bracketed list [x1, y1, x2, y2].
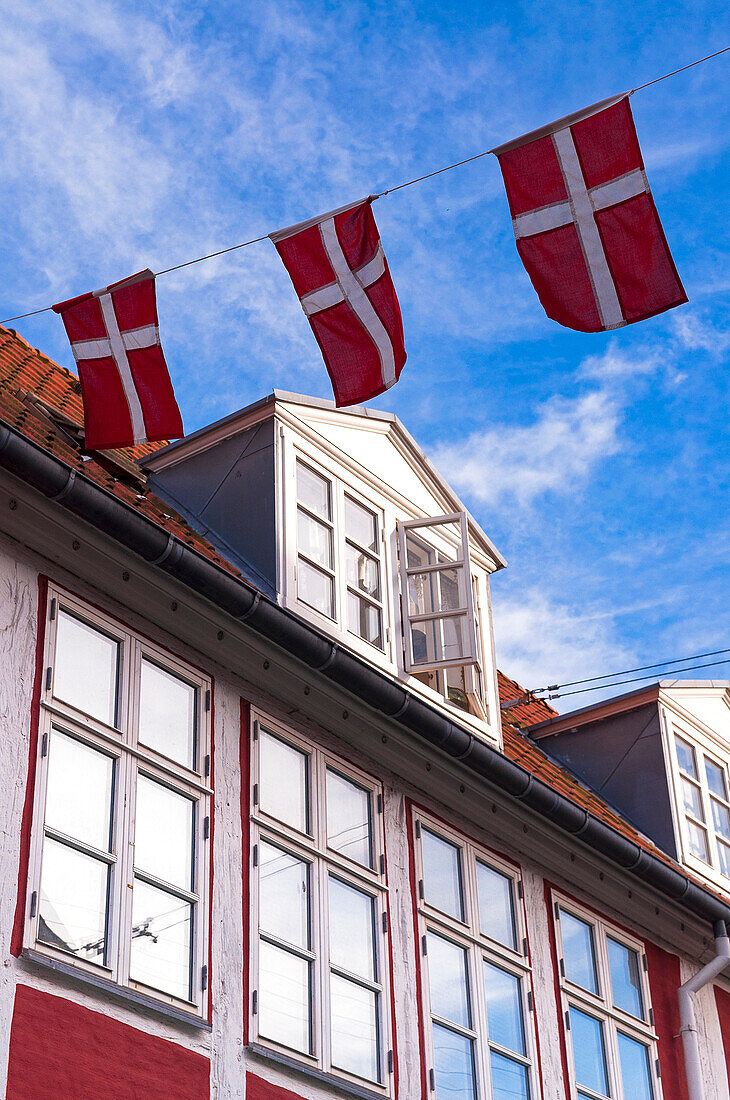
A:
[674, 733, 730, 877]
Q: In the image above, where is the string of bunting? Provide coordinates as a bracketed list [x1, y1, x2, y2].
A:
[2, 45, 728, 451]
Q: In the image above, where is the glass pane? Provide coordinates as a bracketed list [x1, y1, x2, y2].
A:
[405, 523, 462, 570]
[347, 593, 382, 648]
[54, 610, 118, 725]
[38, 838, 108, 963]
[327, 770, 372, 867]
[687, 819, 710, 862]
[130, 879, 192, 1001]
[297, 509, 332, 568]
[476, 862, 516, 950]
[329, 878, 375, 981]
[712, 799, 730, 840]
[607, 937, 644, 1019]
[560, 910, 598, 994]
[408, 568, 465, 616]
[617, 1032, 653, 1100]
[706, 759, 728, 800]
[432, 1023, 476, 1100]
[410, 615, 468, 666]
[345, 497, 378, 551]
[330, 974, 379, 1082]
[421, 828, 463, 920]
[45, 730, 113, 851]
[297, 461, 330, 518]
[259, 842, 309, 949]
[259, 729, 308, 833]
[569, 1007, 609, 1097]
[346, 543, 380, 598]
[298, 559, 335, 618]
[681, 778, 704, 820]
[490, 1050, 530, 1100]
[135, 775, 194, 891]
[258, 939, 310, 1053]
[675, 736, 697, 777]
[139, 660, 196, 769]
[719, 841, 730, 878]
[484, 962, 525, 1055]
[427, 933, 470, 1027]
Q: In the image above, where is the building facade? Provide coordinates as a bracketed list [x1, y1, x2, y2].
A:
[0, 329, 730, 1098]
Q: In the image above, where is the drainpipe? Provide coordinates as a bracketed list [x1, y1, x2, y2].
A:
[678, 919, 730, 1100]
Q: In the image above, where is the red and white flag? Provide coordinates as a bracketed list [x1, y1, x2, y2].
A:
[495, 95, 687, 332]
[271, 198, 406, 407]
[52, 270, 183, 451]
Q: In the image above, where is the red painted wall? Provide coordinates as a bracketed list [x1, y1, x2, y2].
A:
[246, 1073, 307, 1100]
[644, 940, 689, 1100]
[5, 985, 210, 1099]
[714, 985, 730, 1086]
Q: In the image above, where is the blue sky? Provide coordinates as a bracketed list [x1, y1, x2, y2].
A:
[1, 0, 729, 708]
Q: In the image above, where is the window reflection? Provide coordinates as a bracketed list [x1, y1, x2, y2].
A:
[39, 839, 109, 963]
[259, 729, 309, 834]
[54, 610, 119, 726]
[421, 828, 464, 920]
[130, 879, 192, 1001]
[326, 770, 372, 867]
[139, 660, 196, 769]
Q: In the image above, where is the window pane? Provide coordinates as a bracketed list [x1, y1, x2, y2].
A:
[421, 828, 464, 920]
[432, 1023, 476, 1100]
[687, 819, 710, 862]
[38, 838, 108, 963]
[560, 910, 598, 994]
[347, 593, 383, 648]
[569, 1008, 609, 1097]
[259, 730, 308, 833]
[45, 731, 113, 852]
[139, 660, 196, 769]
[410, 615, 468, 666]
[54, 611, 118, 725]
[476, 862, 516, 949]
[346, 544, 380, 599]
[719, 840, 730, 878]
[489, 1050, 530, 1100]
[327, 770, 372, 867]
[427, 933, 470, 1028]
[258, 939, 310, 1053]
[681, 777, 704, 820]
[329, 878, 375, 981]
[130, 879, 192, 1001]
[297, 462, 330, 518]
[135, 775, 194, 891]
[617, 1032, 653, 1100]
[408, 568, 465, 615]
[260, 843, 309, 950]
[607, 937, 644, 1019]
[298, 559, 335, 618]
[706, 759, 728, 800]
[345, 496, 378, 551]
[484, 962, 525, 1055]
[330, 974, 379, 1082]
[675, 736, 697, 777]
[297, 509, 333, 568]
[712, 799, 730, 841]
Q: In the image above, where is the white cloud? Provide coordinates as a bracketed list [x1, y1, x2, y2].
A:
[578, 344, 661, 381]
[671, 311, 730, 356]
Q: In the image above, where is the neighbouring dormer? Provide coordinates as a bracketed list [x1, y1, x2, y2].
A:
[144, 392, 506, 744]
[529, 680, 730, 896]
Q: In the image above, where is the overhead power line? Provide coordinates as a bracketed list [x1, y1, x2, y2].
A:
[1, 44, 728, 326]
[531, 647, 730, 695]
[543, 656, 730, 701]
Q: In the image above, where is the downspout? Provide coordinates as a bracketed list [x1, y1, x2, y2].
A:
[678, 919, 730, 1100]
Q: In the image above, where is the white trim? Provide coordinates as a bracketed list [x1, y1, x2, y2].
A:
[301, 244, 386, 319]
[491, 91, 630, 155]
[97, 293, 147, 444]
[269, 196, 374, 243]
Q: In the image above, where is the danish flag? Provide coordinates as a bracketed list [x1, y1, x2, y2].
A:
[52, 270, 183, 451]
[495, 95, 687, 332]
[271, 198, 406, 406]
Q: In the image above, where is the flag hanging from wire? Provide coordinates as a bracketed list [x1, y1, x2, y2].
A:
[494, 94, 687, 332]
[52, 270, 183, 451]
[271, 197, 406, 406]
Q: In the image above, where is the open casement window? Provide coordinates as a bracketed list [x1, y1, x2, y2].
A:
[673, 732, 730, 878]
[412, 812, 537, 1100]
[27, 587, 211, 1020]
[398, 513, 485, 717]
[553, 896, 662, 1100]
[250, 715, 393, 1096]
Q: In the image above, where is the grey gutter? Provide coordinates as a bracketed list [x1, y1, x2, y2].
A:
[1, 418, 728, 930]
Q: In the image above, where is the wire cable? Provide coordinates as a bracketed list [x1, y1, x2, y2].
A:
[531, 646, 730, 694]
[549, 656, 730, 700]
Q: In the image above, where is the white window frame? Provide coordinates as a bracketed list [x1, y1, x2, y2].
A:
[552, 893, 663, 1100]
[668, 722, 730, 883]
[249, 711, 394, 1096]
[412, 810, 539, 1100]
[26, 585, 212, 1019]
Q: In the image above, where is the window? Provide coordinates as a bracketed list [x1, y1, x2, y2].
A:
[250, 715, 392, 1093]
[413, 812, 536, 1100]
[27, 588, 211, 1018]
[553, 897, 661, 1100]
[674, 733, 730, 877]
